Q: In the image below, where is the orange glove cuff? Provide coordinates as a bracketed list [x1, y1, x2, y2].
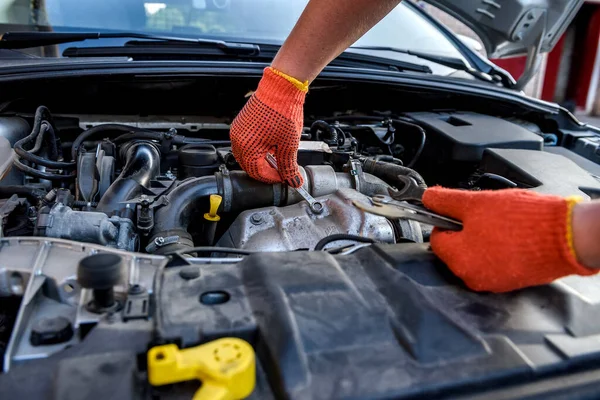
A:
[423, 188, 597, 293]
[268, 67, 309, 92]
[253, 67, 307, 121]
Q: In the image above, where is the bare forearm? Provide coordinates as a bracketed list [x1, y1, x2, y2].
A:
[271, 0, 402, 83]
[573, 200, 600, 268]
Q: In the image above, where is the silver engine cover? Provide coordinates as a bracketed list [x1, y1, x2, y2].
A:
[217, 189, 400, 251]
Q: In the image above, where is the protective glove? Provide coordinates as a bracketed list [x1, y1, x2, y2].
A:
[423, 187, 597, 293]
[230, 66, 309, 188]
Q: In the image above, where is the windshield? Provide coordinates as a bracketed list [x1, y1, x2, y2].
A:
[0, 0, 465, 58]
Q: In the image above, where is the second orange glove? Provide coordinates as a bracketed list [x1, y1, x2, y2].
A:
[423, 187, 597, 293]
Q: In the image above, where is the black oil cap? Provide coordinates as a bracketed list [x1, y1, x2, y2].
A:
[77, 253, 122, 290]
[77, 253, 122, 310]
[30, 316, 74, 346]
[179, 144, 218, 166]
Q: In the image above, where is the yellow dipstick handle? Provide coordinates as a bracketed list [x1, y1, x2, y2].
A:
[147, 338, 255, 400]
[204, 194, 222, 222]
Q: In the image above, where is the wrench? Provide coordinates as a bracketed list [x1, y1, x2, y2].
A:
[265, 153, 324, 214]
[388, 175, 426, 203]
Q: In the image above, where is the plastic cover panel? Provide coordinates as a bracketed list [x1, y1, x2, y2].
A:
[158, 244, 600, 399]
[481, 148, 600, 199]
[406, 111, 544, 162]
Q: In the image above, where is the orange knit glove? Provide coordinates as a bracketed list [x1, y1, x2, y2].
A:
[230, 67, 308, 188]
[423, 187, 597, 293]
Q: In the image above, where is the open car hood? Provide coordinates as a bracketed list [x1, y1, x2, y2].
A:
[421, 0, 583, 58]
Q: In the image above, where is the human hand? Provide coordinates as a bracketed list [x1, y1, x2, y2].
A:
[423, 187, 597, 293]
[230, 67, 308, 188]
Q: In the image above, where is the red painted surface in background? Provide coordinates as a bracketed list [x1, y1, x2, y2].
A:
[541, 34, 567, 101]
[572, 6, 600, 109]
[481, 2, 600, 109]
[491, 56, 527, 80]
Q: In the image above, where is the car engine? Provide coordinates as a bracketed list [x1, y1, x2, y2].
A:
[2, 103, 600, 399]
[1, 106, 439, 255]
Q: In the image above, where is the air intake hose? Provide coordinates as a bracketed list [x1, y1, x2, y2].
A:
[96, 142, 160, 214]
[148, 166, 393, 254]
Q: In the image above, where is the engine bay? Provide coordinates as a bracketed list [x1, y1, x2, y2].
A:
[4, 106, 600, 255]
[2, 95, 600, 398]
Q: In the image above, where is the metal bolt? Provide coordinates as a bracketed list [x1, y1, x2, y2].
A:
[128, 284, 144, 295]
[250, 214, 263, 225]
[312, 202, 324, 213]
[165, 170, 176, 180]
[155, 237, 165, 245]
[165, 128, 177, 139]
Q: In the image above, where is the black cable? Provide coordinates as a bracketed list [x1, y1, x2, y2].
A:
[12, 157, 76, 181]
[393, 118, 426, 168]
[475, 173, 518, 189]
[166, 247, 258, 256]
[112, 131, 169, 143]
[14, 108, 76, 170]
[29, 122, 51, 153]
[314, 234, 375, 251]
[374, 155, 403, 166]
[14, 124, 75, 170]
[0, 186, 46, 202]
[316, 115, 426, 168]
[27, 106, 57, 159]
[112, 131, 231, 147]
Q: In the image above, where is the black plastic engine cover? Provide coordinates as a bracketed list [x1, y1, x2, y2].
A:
[157, 244, 600, 399]
[481, 148, 600, 199]
[405, 112, 543, 162]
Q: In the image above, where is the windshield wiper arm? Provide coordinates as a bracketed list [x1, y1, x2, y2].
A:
[0, 31, 260, 54]
[58, 40, 432, 73]
[349, 45, 494, 81]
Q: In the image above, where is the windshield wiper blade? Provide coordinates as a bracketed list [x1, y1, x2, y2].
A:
[350, 45, 493, 81]
[58, 40, 432, 73]
[0, 31, 260, 54]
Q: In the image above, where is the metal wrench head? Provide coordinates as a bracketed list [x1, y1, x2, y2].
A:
[388, 175, 425, 203]
[295, 186, 324, 214]
[265, 153, 323, 214]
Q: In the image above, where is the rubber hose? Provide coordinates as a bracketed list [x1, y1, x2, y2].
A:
[14, 124, 75, 170]
[149, 176, 219, 253]
[96, 142, 160, 214]
[362, 158, 427, 190]
[0, 186, 46, 202]
[373, 155, 403, 165]
[12, 156, 76, 181]
[30, 122, 51, 154]
[27, 107, 59, 160]
[310, 120, 338, 143]
[71, 124, 158, 160]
